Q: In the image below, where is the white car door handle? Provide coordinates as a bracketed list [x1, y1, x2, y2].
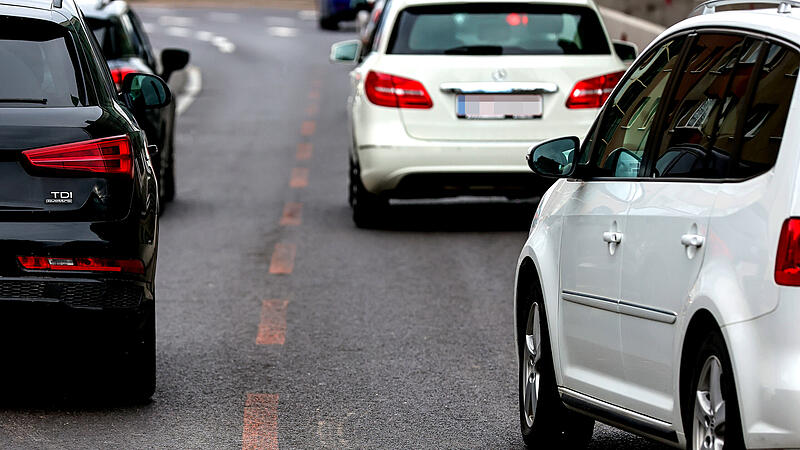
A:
[681, 234, 705, 248]
[603, 232, 623, 244]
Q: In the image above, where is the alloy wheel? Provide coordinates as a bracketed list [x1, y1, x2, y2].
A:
[693, 355, 726, 450]
[522, 302, 542, 428]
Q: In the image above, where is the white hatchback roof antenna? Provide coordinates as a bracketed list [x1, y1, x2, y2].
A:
[692, 0, 800, 16]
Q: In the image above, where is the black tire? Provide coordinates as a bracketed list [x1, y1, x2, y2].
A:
[518, 290, 595, 448]
[684, 332, 744, 450]
[349, 158, 387, 228]
[319, 15, 339, 30]
[124, 302, 156, 403]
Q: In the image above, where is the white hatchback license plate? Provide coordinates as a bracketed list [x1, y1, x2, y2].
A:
[456, 94, 543, 119]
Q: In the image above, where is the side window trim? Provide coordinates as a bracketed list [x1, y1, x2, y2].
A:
[726, 39, 769, 177]
[639, 33, 696, 179]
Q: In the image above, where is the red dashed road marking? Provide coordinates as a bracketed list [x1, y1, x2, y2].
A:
[257, 300, 288, 345]
[279, 203, 302, 226]
[296, 143, 312, 161]
[301, 121, 316, 136]
[242, 393, 279, 450]
[269, 243, 296, 275]
[290, 168, 308, 188]
[305, 104, 319, 118]
[308, 90, 320, 101]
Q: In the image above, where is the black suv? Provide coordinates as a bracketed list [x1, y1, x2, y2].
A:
[0, 0, 170, 399]
[79, 0, 189, 204]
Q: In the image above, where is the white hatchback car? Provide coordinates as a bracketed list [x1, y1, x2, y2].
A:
[330, 0, 634, 226]
[515, 1, 800, 448]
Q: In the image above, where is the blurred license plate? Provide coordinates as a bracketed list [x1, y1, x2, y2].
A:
[456, 94, 543, 119]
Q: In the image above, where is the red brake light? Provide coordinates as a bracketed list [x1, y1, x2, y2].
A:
[111, 67, 137, 91]
[17, 256, 145, 274]
[365, 71, 433, 109]
[22, 135, 133, 177]
[566, 71, 626, 109]
[776, 218, 800, 286]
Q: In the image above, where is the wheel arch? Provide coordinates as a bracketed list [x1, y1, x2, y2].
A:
[514, 254, 561, 379]
[677, 308, 741, 442]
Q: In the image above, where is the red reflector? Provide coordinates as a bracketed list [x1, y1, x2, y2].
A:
[111, 67, 137, 91]
[17, 256, 145, 274]
[776, 218, 800, 286]
[365, 71, 433, 109]
[22, 135, 133, 176]
[566, 71, 626, 109]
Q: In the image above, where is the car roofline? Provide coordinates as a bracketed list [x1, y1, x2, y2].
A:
[388, 0, 597, 10]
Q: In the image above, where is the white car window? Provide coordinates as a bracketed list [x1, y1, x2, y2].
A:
[387, 4, 610, 56]
[585, 35, 687, 177]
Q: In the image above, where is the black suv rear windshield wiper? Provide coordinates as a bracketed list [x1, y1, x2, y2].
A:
[443, 45, 503, 55]
[0, 98, 48, 104]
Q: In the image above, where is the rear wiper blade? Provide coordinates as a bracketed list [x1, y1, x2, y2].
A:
[443, 45, 503, 55]
[0, 98, 48, 104]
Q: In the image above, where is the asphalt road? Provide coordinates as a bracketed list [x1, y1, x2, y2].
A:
[0, 6, 670, 449]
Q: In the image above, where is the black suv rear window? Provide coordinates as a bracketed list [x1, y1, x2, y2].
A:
[387, 4, 610, 55]
[0, 18, 87, 107]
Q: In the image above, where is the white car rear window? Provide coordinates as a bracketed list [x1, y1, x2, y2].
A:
[387, 4, 611, 55]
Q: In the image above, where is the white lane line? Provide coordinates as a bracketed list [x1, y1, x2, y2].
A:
[195, 30, 215, 42]
[298, 10, 318, 20]
[208, 12, 240, 22]
[176, 65, 202, 116]
[165, 26, 192, 38]
[158, 15, 194, 27]
[212, 36, 236, 54]
[267, 26, 298, 38]
[142, 22, 156, 33]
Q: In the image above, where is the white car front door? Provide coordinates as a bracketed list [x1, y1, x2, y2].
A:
[558, 35, 687, 408]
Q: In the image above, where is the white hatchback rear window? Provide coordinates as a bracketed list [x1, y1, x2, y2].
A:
[388, 4, 611, 55]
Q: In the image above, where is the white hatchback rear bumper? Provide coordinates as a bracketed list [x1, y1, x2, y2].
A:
[357, 140, 540, 196]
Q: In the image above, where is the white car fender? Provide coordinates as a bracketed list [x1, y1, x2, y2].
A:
[515, 179, 569, 383]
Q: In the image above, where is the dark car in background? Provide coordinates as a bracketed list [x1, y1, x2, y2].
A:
[319, 0, 373, 29]
[78, 0, 189, 204]
[0, 0, 171, 399]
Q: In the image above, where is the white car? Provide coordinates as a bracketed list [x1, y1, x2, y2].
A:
[330, 0, 633, 226]
[515, 1, 800, 448]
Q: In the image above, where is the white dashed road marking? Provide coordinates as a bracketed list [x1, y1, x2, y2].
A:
[158, 15, 195, 27]
[166, 26, 192, 38]
[212, 36, 236, 54]
[143, 11, 236, 54]
[267, 26, 298, 38]
[176, 65, 202, 116]
[195, 30, 215, 42]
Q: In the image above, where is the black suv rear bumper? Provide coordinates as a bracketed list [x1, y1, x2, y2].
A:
[0, 277, 146, 310]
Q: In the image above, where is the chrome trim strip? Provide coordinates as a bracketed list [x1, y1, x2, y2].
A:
[619, 300, 677, 324]
[558, 387, 679, 445]
[561, 290, 618, 314]
[439, 82, 559, 95]
[562, 291, 677, 324]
